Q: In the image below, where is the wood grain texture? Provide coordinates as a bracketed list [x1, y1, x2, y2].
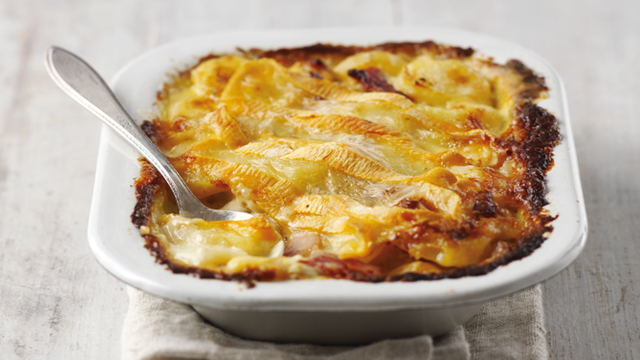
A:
[0, 0, 636, 359]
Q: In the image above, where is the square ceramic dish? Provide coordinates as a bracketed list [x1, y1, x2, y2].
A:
[87, 27, 587, 344]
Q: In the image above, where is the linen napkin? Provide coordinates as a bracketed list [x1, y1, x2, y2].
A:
[122, 284, 547, 360]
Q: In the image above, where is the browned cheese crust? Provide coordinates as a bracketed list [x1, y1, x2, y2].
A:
[132, 41, 559, 284]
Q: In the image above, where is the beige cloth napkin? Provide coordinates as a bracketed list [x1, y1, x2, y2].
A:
[122, 284, 547, 360]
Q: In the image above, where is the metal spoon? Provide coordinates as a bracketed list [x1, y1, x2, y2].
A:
[45, 46, 254, 222]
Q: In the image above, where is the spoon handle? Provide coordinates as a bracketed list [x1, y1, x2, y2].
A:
[45, 46, 200, 212]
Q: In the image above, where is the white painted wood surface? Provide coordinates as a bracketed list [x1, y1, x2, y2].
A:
[0, 0, 638, 358]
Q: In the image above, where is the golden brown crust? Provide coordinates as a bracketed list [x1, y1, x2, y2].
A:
[244, 41, 475, 67]
[506, 60, 548, 100]
[510, 101, 560, 213]
[131, 41, 560, 283]
[131, 96, 559, 282]
[131, 161, 163, 229]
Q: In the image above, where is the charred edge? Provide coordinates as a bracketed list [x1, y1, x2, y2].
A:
[140, 120, 165, 146]
[300, 215, 555, 283]
[374, 41, 474, 59]
[473, 190, 498, 217]
[249, 41, 475, 66]
[131, 159, 162, 228]
[180, 41, 474, 77]
[449, 227, 470, 240]
[506, 59, 548, 101]
[387, 215, 555, 282]
[249, 43, 360, 67]
[142, 232, 266, 288]
[511, 101, 561, 214]
[507, 59, 547, 86]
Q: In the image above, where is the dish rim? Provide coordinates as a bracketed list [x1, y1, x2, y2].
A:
[87, 26, 587, 311]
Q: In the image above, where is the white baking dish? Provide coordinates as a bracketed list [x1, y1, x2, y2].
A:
[87, 27, 587, 344]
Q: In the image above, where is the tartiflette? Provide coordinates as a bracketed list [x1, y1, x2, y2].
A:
[131, 41, 559, 283]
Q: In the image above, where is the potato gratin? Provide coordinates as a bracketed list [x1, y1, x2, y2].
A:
[131, 41, 559, 283]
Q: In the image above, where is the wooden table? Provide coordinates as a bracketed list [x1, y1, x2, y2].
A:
[1, 1, 638, 358]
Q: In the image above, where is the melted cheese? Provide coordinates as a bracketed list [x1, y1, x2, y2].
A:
[139, 46, 550, 280]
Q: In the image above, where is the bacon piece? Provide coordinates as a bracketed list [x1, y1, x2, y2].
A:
[283, 230, 322, 257]
[306, 58, 339, 81]
[347, 67, 402, 94]
[347, 67, 413, 102]
[300, 253, 383, 278]
[395, 197, 436, 211]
